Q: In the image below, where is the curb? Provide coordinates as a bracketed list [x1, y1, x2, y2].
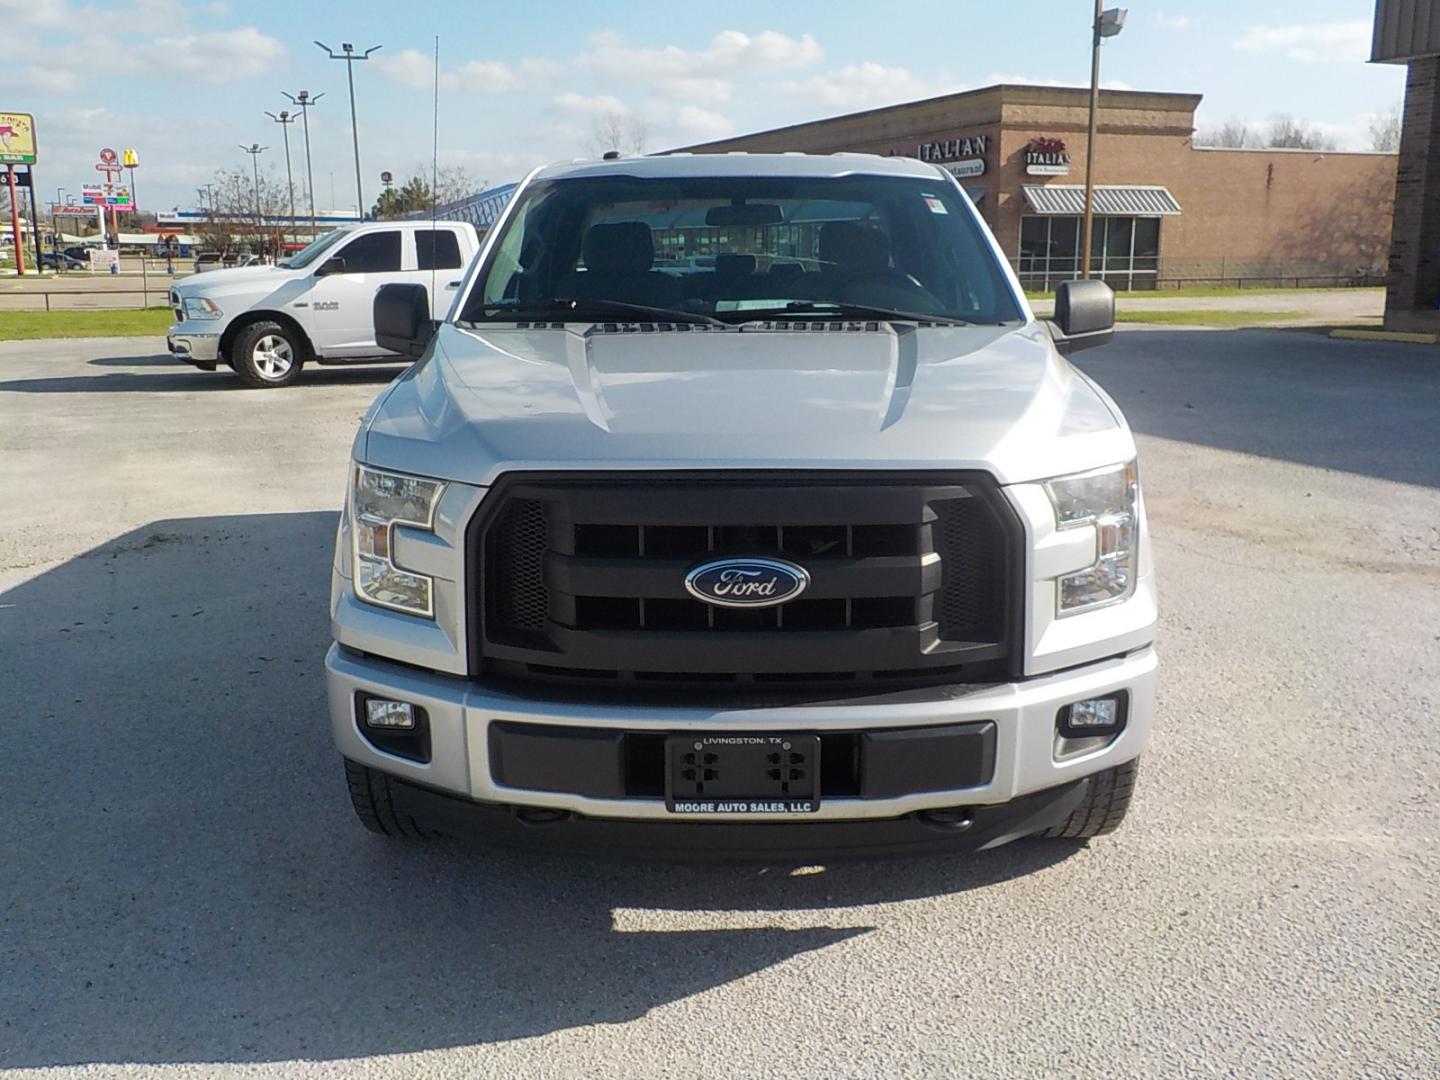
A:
[1329, 328, 1440, 345]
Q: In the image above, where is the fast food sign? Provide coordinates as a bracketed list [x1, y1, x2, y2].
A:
[0, 111, 38, 165]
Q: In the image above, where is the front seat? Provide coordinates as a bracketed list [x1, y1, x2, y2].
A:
[563, 222, 683, 308]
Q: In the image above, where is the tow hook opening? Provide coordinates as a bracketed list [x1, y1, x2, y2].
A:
[514, 807, 574, 826]
[915, 807, 975, 832]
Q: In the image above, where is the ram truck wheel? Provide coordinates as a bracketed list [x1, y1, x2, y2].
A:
[232, 320, 306, 388]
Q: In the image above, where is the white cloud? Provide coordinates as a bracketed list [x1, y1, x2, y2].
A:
[583, 29, 823, 102]
[663, 104, 733, 142]
[377, 49, 533, 93]
[5, 64, 80, 94]
[1233, 20, 1371, 63]
[553, 92, 629, 116]
[144, 27, 287, 82]
[785, 66, 1133, 112]
[1157, 13, 1191, 31]
[0, 0, 69, 25]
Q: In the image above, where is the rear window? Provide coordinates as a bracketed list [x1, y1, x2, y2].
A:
[417, 229, 463, 270]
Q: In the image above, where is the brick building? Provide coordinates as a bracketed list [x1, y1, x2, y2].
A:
[681, 84, 1398, 291]
[1373, 0, 1440, 331]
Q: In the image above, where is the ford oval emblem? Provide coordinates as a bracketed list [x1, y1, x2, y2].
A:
[684, 557, 811, 609]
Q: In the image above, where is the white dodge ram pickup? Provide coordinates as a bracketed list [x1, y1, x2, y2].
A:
[327, 153, 1157, 855]
[167, 220, 480, 387]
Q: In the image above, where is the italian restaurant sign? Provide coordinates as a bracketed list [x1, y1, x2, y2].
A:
[916, 133, 988, 177]
[1025, 137, 1071, 176]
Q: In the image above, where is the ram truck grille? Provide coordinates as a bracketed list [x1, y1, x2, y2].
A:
[468, 473, 1021, 697]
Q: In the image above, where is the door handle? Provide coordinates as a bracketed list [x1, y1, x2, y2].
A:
[445, 281, 461, 289]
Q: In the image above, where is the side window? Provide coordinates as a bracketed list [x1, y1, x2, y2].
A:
[416, 229, 463, 270]
[337, 230, 401, 273]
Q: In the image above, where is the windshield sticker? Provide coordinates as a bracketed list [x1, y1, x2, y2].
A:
[922, 195, 948, 215]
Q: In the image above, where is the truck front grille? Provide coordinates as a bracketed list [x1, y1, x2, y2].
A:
[469, 473, 1021, 697]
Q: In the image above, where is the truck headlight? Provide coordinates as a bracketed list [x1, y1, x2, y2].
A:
[350, 465, 447, 618]
[182, 296, 223, 320]
[1044, 461, 1138, 616]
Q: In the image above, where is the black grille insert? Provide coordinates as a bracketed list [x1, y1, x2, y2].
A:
[469, 473, 1021, 696]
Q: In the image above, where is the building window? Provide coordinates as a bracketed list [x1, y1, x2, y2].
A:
[1018, 215, 1161, 291]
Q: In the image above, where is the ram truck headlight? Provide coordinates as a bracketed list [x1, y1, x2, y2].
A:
[182, 296, 223, 320]
[350, 465, 447, 618]
[1044, 461, 1138, 616]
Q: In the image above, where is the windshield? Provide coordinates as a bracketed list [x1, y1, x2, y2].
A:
[460, 173, 1022, 325]
[281, 228, 349, 269]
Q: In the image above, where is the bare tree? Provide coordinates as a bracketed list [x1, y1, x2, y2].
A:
[1368, 102, 1401, 153]
[584, 112, 649, 157]
[1265, 115, 1337, 151]
[204, 166, 291, 257]
[1195, 117, 1255, 148]
[434, 164, 484, 205]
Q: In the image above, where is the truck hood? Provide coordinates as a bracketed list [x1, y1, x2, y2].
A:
[175, 264, 294, 294]
[362, 320, 1134, 487]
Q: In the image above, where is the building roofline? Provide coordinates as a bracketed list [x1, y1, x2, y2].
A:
[1191, 145, 1399, 157]
[676, 83, 1205, 152]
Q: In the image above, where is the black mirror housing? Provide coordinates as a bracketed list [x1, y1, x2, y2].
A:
[317, 255, 346, 277]
[374, 283, 435, 359]
[1050, 279, 1116, 354]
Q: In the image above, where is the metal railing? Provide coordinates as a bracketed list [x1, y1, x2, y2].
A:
[0, 289, 173, 313]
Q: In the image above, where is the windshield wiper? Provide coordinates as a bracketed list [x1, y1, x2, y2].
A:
[737, 301, 973, 326]
[478, 298, 727, 327]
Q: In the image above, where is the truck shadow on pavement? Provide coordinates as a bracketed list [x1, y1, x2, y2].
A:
[0, 354, 405, 395]
[0, 511, 1079, 1069]
[1079, 329, 1440, 489]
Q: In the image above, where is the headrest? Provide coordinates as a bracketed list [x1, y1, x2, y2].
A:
[715, 253, 756, 280]
[818, 222, 890, 272]
[583, 222, 654, 275]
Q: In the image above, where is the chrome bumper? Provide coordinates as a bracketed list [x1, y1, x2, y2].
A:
[166, 325, 221, 368]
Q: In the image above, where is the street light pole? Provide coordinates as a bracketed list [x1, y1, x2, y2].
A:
[315, 41, 381, 222]
[1081, 5, 1127, 280]
[240, 143, 268, 251]
[283, 90, 325, 235]
[265, 110, 299, 250]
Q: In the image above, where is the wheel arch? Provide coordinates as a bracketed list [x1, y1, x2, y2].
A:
[220, 310, 315, 364]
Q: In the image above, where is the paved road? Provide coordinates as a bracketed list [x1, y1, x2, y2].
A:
[2, 333, 1437, 1078]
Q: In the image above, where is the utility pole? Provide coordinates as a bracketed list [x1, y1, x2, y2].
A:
[240, 143, 268, 250]
[283, 90, 324, 236]
[265, 110, 299, 249]
[315, 41, 382, 221]
[1081, 5, 1127, 279]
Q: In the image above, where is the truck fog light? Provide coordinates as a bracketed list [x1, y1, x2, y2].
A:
[1058, 693, 1127, 738]
[364, 698, 416, 730]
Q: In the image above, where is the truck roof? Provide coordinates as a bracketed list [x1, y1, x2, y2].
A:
[531, 152, 946, 183]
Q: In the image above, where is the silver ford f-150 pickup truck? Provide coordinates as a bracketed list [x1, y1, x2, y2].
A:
[326, 152, 1157, 855]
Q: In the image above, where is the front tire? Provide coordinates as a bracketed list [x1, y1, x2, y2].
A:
[232, 320, 305, 388]
[343, 760, 435, 840]
[1039, 758, 1139, 839]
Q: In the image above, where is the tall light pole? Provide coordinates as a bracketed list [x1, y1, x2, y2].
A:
[282, 90, 324, 235]
[54, 188, 65, 259]
[315, 41, 381, 222]
[1081, 5, 1127, 279]
[240, 144, 268, 250]
[265, 109, 298, 249]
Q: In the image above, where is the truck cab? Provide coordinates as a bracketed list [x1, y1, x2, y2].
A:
[167, 220, 480, 387]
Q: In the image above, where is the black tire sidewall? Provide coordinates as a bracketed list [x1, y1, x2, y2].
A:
[233, 321, 304, 388]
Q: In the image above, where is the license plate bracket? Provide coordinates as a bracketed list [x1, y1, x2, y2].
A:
[665, 734, 821, 814]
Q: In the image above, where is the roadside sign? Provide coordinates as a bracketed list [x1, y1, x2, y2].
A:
[122, 148, 139, 168]
[53, 204, 93, 216]
[0, 111, 37, 165]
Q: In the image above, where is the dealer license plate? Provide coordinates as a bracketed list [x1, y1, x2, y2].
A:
[665, 734, 821, 814]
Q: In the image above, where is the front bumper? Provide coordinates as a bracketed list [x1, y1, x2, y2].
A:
[166, 324, 221, 370]
[326, 642, 1156, 833]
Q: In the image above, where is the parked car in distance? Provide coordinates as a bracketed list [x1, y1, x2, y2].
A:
[167, 220, 481, 387]
[327, 152, 1156, 856]
[40, 251, 86, 270]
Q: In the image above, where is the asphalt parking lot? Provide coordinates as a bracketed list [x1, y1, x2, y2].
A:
[2, 330, 1437, 1078]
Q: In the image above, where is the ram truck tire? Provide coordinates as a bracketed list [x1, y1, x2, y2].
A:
[232, 320, 306, 388]
[344, 759, 436, 840]
[1038, 758, 1139, 839]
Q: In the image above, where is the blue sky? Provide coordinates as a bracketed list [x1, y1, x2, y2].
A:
[0, 0, 1405, 213]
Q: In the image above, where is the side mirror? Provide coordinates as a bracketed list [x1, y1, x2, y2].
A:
[1049, 279, 1115, 354]
[374, 283, 435, 358]
[317, 255, 347, 277]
